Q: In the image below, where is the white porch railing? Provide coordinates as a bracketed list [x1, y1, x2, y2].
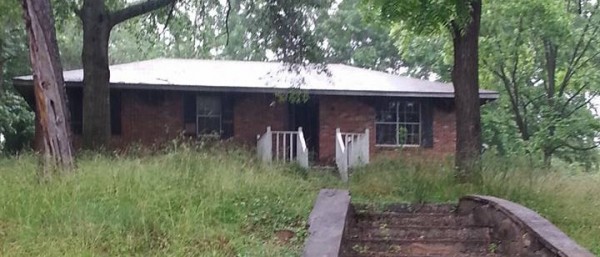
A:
[257, 126, 309, 168]
[335, 128, 370, 182]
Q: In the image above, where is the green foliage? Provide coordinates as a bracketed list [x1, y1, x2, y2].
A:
[0, 0, 29, 78]
[0, 0, 35, 154]
[96, 0, 403, 72]
[105, 0, 331, 64]
[375, 0, 600, 166]
[390, 27, 451, 79]
[316, 0, 404, 72]
[102, 0, 407, 98]
[0, 92, 34, 154]
[479, 0, 600, 166]
[363, 0, 470, 35]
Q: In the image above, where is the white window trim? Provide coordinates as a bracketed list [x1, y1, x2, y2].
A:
[375, 101, 422, 147]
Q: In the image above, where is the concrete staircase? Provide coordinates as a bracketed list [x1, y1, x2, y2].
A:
[341, 204, 501, 257]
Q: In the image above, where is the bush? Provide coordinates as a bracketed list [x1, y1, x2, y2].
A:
[0, 91, 34, 154]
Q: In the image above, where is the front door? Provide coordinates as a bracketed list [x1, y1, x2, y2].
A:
[288, 97, 319, 160]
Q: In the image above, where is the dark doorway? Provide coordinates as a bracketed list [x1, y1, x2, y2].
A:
[288, 97, 320, 161]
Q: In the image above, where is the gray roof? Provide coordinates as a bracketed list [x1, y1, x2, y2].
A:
[14, 58, 499, 99]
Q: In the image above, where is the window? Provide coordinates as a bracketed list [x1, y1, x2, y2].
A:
[196, 96, 222, 136]
[184, 94, 233, 139]
[376, 100, 421, 146]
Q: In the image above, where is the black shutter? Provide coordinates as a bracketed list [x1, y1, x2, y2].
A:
[421, 99, 434, 148]
[183, 93, 196, 123]
[68, 88, 83, 135]
[221, 95, 234, 139]
[110, 91, 122, 135]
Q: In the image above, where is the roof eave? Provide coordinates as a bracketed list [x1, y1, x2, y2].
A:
[12, 79, 499, 99]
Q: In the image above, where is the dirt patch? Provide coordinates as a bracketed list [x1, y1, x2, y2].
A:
[274, 229, 295, 244]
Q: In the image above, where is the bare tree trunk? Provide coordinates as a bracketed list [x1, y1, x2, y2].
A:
[451, 0, 482, 180]
[22, 0, 74, 176]
[81, 1, 111, 149]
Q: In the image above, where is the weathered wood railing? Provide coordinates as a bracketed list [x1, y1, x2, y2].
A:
[257, 127, 273, 163]
[296, 128, 309, 168]
[335, 131, 348, 182]
[257, 126, 309, 168]
[335, 128, 369, 182]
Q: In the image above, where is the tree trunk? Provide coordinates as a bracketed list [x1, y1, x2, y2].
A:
[543, 40, 557, 167]
[78, 0, 175, 149]
[81, 0, 112, 149]
[543, 148, 553, 167]
[0, 58, 4, 93]
[22, 0, 74, 176]
[451, 0, 482, 180]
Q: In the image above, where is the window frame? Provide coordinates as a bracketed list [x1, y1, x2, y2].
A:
[195, 95, 222, 138]
[375, 100, 422, 147]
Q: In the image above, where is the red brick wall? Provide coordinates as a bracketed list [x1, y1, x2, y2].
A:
[61, 90, 457, 161]
[318, 96, 376, 164]
[432, 105, 456, 155]
[233, 94, 288, 145]
[318, 96, 457, 163]
[119, 90, 184, 147]
[68, 90, 183, 150]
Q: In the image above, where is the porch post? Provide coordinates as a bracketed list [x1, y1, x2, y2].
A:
[264, 126, 272, 163]
[257, 126, 272, 163]
[363, 128, 370, 164]
[297, 127, 309, 168]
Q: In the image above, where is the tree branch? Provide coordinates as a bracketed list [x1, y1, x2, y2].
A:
[510, 17, 524, 87]
[563, 92, 598, 117]
[543, 39, 557, 99]
[561, 141, 599, 151]
[109, 0, 177, 27]
[225, 0, 231, 46]
[483, 51, 530, 140]
[561, 82, 589, 112]
[558, 1, 600, 96]
[159, 1, 177, 35]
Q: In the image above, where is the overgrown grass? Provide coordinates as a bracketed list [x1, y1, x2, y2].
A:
[0, 146, 598, 256]
[0, 147, 340, 257]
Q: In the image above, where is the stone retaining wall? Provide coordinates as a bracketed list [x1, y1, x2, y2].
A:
[458, 195, 595, 257]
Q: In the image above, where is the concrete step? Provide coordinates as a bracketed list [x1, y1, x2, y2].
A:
[345, 226, 491, 241]
[352, 212, 476, 228]
[341, 238, 493, 256]
[354, 203, 457, 214]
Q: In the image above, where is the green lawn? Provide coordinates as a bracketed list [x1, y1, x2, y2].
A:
[0, 147, 598, 256]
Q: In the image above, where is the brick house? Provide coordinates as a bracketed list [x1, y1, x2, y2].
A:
[14, 59, 498, 164]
